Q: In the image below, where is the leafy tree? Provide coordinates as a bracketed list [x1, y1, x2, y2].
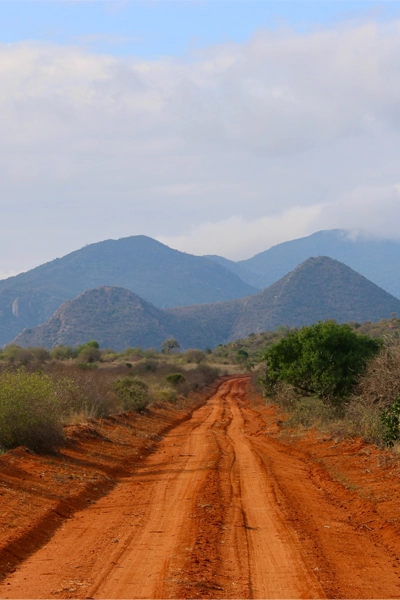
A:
[236, 348, 249, 363]
[161, 338, 180, 354]
[262, 321, 381, 404]
[78, 341, 101, 363]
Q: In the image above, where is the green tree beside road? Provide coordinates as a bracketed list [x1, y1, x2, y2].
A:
[262, 321, 381, 404]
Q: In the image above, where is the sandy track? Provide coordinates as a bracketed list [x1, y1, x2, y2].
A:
[1, 377, 400, 598]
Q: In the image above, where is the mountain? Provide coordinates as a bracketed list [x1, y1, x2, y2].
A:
[203, 255, 261, 288]
[13, 287, 184, 351]
[0, 235, 258, 347]
[14, 257, 400, 350]
[206, 230, 400, 298]
[168, 256, 400, 346]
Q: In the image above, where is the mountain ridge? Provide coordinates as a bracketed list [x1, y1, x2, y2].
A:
[0, 235, 258, 346]
[13, 257, 400, 350]
[205, 229, 400, 297]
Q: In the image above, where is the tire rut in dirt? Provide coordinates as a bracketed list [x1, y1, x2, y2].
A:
[166, 399, 251, 599]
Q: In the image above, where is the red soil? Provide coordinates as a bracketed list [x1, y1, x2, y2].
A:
[0, 377, 400, 598]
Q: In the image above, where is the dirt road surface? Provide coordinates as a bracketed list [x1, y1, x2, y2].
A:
[1, 377, 400, 598]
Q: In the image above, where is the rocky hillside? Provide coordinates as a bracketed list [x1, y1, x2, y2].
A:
[168, 256, 400, 346]
[13, 287, 183, 350]
[0, 235, 257, 346]
[14, 257, 400, 350]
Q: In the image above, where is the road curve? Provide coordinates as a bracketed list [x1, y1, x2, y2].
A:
[1, 377, 399, 598]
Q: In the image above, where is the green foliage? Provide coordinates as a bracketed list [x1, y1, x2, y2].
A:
[381, 397, 400, 447]
[51, 345, 78, 360]
[0, 369, 64, 453]
[77, 362, 98, 370]
[85, 340, 100, 349]
[78, 342, 101, 363]
[263, 321, 381, 404]
[166, 373, 186, 385]
[113, 377, 149, 412]
[236, 348, 249, 363]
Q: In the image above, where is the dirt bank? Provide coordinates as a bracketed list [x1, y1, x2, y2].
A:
[1, 377, 400, 598]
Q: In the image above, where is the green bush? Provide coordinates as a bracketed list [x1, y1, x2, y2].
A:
[51, 345, 78, 360]
[381, 396, 400, 447]
[113, 377, 149, 412]
[77, 362, 98, 370]
[262, 321, 381, 404]
[153, 387, 178, 404]
[166, 373, 186, 385]
[0, 369, 64, 453]
[78, 344, 101, 363]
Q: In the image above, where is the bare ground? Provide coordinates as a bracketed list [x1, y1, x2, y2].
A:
[0, 377, 400, 598]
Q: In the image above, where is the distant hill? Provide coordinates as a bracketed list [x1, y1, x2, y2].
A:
[168, 256, 400, 346]
[0, 235, 257, 347]
[14, 257, 400, 350]
[13, 287, 184, 350]
[206, 230, 400, 298]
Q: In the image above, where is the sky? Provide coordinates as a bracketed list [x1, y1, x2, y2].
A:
[2, 0, 400, 278]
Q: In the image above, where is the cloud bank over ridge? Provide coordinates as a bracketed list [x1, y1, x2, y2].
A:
[2, 18, 400, 271]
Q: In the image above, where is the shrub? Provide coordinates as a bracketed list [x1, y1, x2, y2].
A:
[113, 377, 149, 412]
[381, 396, 400, 447]
[285, 396, 337, 429]
[2, 345, 33, 366]
[262, 321, 381, 404]
[166, 373, 186, 385]
[51, 345, 78, 360]
[0, 369, 64, 453]
[153, 387, 178, 404]
[183, 349, 205, 364]
[78, 345, 101, 363]
[130, 359, 158, 375]
[355, 342, 400, 409]
[51, 366, 119, 420]
[77, 362, 98, 370]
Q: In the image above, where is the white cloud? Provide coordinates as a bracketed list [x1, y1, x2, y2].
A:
[2, 18, 400, 273]
[314, 183, 400, 242]
[158, 205, 323, 259]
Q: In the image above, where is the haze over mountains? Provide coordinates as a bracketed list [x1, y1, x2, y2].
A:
[3, 229, 400, 349]
[14, 257, 400, 351]
[0, 236, 257, 347]
[207, 229, 400, 297]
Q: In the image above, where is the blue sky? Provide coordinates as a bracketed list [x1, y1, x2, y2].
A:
[2, 1, 400, 276]
[2, 1, 400, 58]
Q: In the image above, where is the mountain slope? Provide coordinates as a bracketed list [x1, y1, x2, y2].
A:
[0, 235, 257, 346]
[15, 257, 400, 350]
[13, 287, 184, 350]
[234, 230, 400, 297]
[168, 256, 400, 344]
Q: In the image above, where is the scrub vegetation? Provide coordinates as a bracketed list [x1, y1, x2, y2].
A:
[0, 342, 219, 453]
[2, 315, 400, 453]
[251, 318, 400, 448]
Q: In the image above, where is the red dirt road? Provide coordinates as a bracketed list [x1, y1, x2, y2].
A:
[1, 377, 400, 598]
